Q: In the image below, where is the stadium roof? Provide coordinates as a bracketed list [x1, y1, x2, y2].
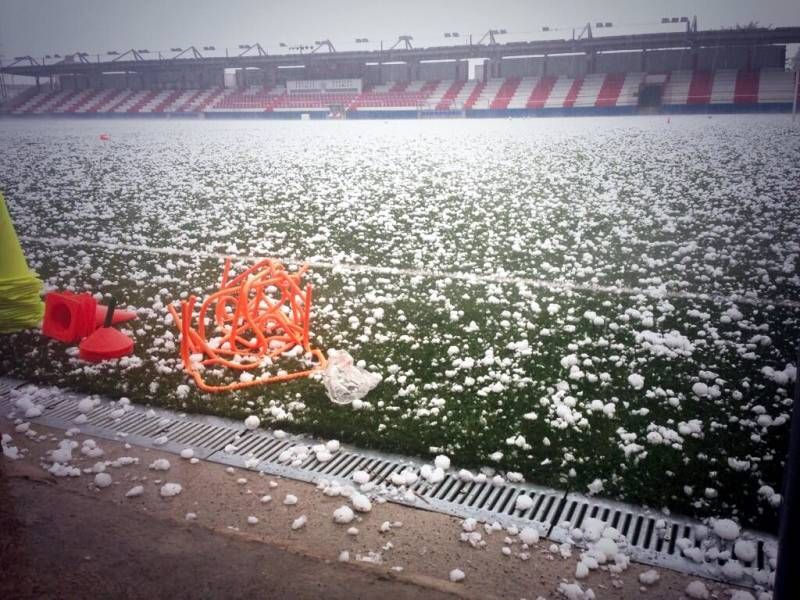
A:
[4, 26, 800, 78]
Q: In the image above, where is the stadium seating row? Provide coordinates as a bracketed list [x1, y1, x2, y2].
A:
[9, 69, 799, 115]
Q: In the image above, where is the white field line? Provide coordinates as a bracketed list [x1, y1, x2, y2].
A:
[20, 235, 800, 310]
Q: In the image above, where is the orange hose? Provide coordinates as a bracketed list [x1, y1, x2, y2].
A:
[168, 258, 326, 393]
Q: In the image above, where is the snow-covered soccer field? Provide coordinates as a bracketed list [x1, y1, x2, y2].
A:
[1, 115, 798, 531]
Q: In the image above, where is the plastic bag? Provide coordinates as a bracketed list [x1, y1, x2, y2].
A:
[321, 349, 381, 405]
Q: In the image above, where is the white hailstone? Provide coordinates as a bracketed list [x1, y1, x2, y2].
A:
[515, 494, 534, 511]
[260, 495, 272, 503]
[315, 450, 333, 462]
[457, 469, 473, 482]
[333, 506, 355, 524]
[449, 569, 465, 583]
[352, 470, 371, 484]
[291, 515, 307, 530]
[434, 455, 451, 470]
[180, 448, 194, 459]
[244, 415, 260, 430]
[575, 561, 589, 579]
[685, 581, 709, 599]
[646, 431, 663, 445]
[338, 551, 350, 562]
[283, 494, 298, 505]
[185, 512, 197, 521]
[148, 458, 171, 471]
[424, 466, 445, 483]
[347, 527, 359, 536]
[160, 483, 183, 497]
[81, 439, 104, 458]
[247, 516, 259, 525]
[638, 569, 660, 585]
[77, 397, 95, 414]
[722, 560, 744, 580]
[325, 440, 340, 453]
[125, 485, 144, 498]
[587, 479, 604, 495]
[692, 382, 709, 397]
[94, 473, 112, 488]
[628, 373, 645, 390]
[734, 539, 757, 562]
[462, 518, 478, 532]
[519, 527, 540, 545]
[351, 492, 373, 513]
[713, 518, 741, 541]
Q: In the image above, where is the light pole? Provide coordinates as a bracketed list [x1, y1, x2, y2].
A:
[773, 346, 800, 599]
[792, 50, 799, 123]
[444, 32, 468, 46]
[477, 29, 507, 45]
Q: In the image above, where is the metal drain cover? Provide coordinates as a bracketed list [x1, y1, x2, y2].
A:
[0, 377, 776, 590]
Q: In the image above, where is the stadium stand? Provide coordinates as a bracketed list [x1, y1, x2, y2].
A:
[7, 69, 799, 117]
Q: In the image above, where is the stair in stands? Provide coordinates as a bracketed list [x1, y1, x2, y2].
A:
[595, 73, 626, 107]
[153, 89, 184, 112]
[734, 70, 760, 104]
[526, 77, 557, 108]
[563, 78, 584, 108]
[687, 71, 713, 104]
[489, 77, 521, 109]
[436, 81, 466, 110]
[463, 81, 485, 110]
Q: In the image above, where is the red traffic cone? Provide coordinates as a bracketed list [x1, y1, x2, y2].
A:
[79, 297, 134, 362]
[95, 303, 137, 328]
[42, 291, 97, 343]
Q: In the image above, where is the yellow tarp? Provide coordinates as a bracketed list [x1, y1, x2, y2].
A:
[0, 191, 44, 332]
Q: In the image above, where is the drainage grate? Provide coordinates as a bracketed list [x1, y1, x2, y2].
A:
[0, 378, 776, 589]
[548, 492, 775, 587]
[0, 378, 25, 397]
[0, 382, 72, 415]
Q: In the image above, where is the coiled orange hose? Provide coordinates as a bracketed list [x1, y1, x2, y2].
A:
[168, 258, 326, 393]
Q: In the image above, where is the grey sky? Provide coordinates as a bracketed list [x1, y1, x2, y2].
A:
[1, 0, 799, 61]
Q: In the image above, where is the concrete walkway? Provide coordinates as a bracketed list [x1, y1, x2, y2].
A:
[1, 420, 745, 599]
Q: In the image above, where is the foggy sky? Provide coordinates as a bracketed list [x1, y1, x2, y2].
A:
[1, 0, 799, 62]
